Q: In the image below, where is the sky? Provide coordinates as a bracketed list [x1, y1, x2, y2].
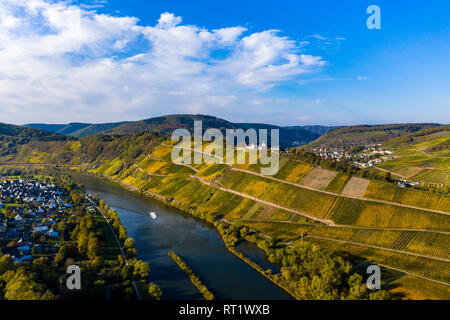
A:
[0, 0, 449, 126]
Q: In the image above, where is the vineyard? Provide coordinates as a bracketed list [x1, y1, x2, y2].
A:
[325, 172, 350, 193]
[301, 237, 450, 284]
[364, 181, 450, 212]
[342, 176, 370, 197]
[86, 138, 450, 298]
[270, 158, 314, 183]
[329, 197, 450, 231]
[299, 167, 337, 190]
[219, 170, 336, 218]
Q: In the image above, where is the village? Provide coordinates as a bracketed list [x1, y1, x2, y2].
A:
[0, 179, 74, 263]
[310, 144, 394, 168]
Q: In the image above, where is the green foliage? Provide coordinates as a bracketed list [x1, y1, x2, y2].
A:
[168, 251, 215, 300]
[2, 268, 58, 300]
[133, 260, 150, 279]
[148, 282, 162, 300]
[268, 243, 393, 300]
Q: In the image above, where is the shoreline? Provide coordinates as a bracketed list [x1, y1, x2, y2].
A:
[78, 170, 298, 300]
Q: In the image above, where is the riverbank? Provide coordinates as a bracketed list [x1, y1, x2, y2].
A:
[93, 198, 142, 300]
[168, 251, 215, 300]
[73, 171, 294, 299]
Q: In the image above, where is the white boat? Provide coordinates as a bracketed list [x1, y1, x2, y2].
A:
[149, 211, 157, 220]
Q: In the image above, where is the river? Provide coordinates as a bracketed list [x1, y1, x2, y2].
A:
[71, 173, 291, 300]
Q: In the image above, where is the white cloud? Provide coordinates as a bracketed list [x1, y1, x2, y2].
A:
[0, 0, 327, 123]
[300, 54, 326, 66]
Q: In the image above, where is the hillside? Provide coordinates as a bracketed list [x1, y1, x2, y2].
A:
[105, 114, 237, 136]
[27, 115, 321, 148]
[286, 125, 339, 136]
[305, 124, 441, 149]
[231, 123, 319, 147]
[26, 121, 130, 137]
[376, 125, 450, 185]
[85, 139, 449, 298]
[0, 129, 449, 299]
[0, 123, 72, 157]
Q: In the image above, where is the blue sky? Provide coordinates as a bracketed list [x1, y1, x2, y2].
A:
[1, 0, 449, 125]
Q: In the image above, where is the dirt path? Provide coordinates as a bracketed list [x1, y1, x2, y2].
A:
[224, 219, 450, 288]
[133, 165, 167, 177]
[192, 175, 335, 226]
[230, 167, 450, 217]
[146, 155, 199, 173]
[232, 218, 450, 235]
[161, 144, 450, 216]
[303, 234, 450, 263]
[372, 166, 406, 179]
[90, 199, 142, 300]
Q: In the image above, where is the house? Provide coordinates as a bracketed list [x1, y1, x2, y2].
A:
[13, 255, 32, 263]
[34, 224, 49, 232]
[48, 229, 59, 237]
[18, 244, 31, 254]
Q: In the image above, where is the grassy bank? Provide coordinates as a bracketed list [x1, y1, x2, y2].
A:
[168, 251, 215, 300]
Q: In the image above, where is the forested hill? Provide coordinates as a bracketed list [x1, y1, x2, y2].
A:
[26, 121, 131, 138]
[0, 123, 72, 156]
[229, 123, 320, 147]
[285, 125, 339, 136]
[26, 114, 321, 148]
[305, 123, 441, 149]
[104, 114, 238, 136]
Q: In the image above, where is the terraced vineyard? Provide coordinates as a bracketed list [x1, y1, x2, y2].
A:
[329, 197, 449, 231]
[391, 231, 418, 251]
[2, 131, 449, 299]
[88, 141, 449, 291]
[378, 126, 450, 184]
[364, 181, 450, 212]
[301, 237, 450, 284]
[219, 169, 336, 219]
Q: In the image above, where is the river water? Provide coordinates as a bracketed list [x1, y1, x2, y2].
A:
[71, 173, 291, 300]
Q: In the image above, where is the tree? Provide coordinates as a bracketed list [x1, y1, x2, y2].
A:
[4, 269, 56, 300]
[133, 260, 150, 279]
[87, 236, 101, 260]
[0, 255, 14, 274]
[385, 172, 392, 182]
[121, 265, 133, 281]
[54, 245, 68, 265]
[148, 283, 162, 300]
[124, 238, 136, 249]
